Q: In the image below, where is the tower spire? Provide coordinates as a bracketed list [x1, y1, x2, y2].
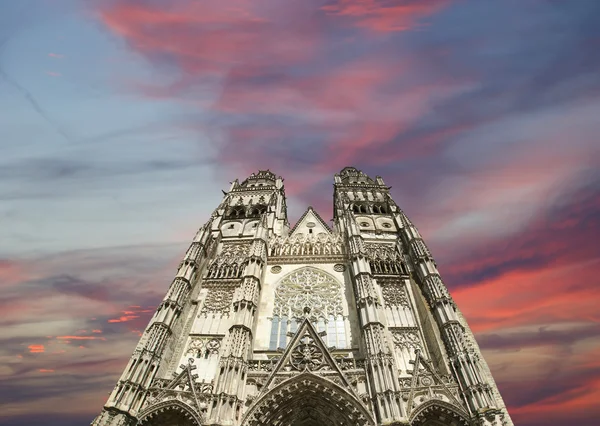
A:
[92, 167, 512, 426]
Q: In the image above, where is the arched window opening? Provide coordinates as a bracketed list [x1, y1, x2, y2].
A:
[228, 206, 245, 218]
[269, 268, 347, 350]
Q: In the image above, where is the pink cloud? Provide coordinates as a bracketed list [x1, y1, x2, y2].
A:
[0, 259, 29, 287]
[322, 0, 448, 33]
[48, 53, 64, 58]
[45, 71, 61, 77]
[454, 259, 600, 334]
[99, 0, 320, 82]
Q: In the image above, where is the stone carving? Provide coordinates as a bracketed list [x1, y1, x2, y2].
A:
[390, 328, 422, 351]
[410, 238, 432, 259]
[290, 335, 324, 371]
[333, 263, 346, 272]
[140, 359, 207, 425]
[247, 358, 281, 372]
[269, 233, 343, 258]
[206, 243, 250, 279]
[365, 243, 407, 275]
[185, 337, 222, 358]
[273, 268, 344, 321]
[201, 287, 234, 315]
[380, 283, 410, 307]
[93, 169, 514, 426]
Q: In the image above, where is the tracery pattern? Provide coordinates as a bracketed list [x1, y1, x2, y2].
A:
[206, 243, 250, 279]
[380, 283, 410, 307]
[270, 268, 347, 350]
[290, 335, 324, 371]
[201, 287, 235, 315]
[390, 328, 422, 351]
[364, 243, 407, 275]
[273, 268, 343, 320]
[185, 337, 222, 358]
[269, 233, 343, 257]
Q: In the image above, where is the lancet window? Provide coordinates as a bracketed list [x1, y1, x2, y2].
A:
[351, 203, 389, 215]
[206, 243, 250, 279]
[247, 204, 267, 217]
[269, 267, 347, 350]
[365, 244, 408, 275]
[227, 206, 246, 219]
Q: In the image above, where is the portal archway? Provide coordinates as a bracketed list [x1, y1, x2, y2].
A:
[137, 399, 203, 426]
[410, 399, 471, 426]
[242, 373, 375, 426]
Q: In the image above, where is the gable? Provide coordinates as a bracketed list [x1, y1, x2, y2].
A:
[289, 207, 331, 237]
[261, 317, 355, 395]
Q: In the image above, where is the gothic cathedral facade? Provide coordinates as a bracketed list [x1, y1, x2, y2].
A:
[92, 168, 513, 426]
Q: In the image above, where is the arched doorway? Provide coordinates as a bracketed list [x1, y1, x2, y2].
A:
[137, 400, 203, 426]
[410, 400, 471, 426]
[242, 373, 375, 426]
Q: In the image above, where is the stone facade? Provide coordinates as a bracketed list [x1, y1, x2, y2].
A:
[91, 168, 513, 426]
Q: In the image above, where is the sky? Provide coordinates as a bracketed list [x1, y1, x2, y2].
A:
[0, 0, 599, 425]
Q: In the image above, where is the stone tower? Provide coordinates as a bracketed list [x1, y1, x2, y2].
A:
[92, 168, 513, 426]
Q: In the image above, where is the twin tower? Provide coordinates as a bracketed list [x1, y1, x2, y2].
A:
[92, 168, 513, 426]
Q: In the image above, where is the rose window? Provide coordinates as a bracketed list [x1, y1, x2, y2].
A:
[269, 267, 347, 350]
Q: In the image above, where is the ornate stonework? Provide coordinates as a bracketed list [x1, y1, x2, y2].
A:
[273, 267, 344, 321]
[200, 287, 234, 315]
[92, 169, 513, 426]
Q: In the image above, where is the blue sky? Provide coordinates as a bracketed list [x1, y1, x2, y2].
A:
[1, 1, 599, 425]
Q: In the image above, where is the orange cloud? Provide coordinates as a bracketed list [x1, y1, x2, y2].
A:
[108, 315, 139, 323]
[92, 329, 102, 333]
[28, 344, 45, 353]
[39, 369, 55, 373]
[56, 336, 106, 341]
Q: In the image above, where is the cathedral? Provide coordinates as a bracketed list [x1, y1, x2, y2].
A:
[92, 167, 513, 426]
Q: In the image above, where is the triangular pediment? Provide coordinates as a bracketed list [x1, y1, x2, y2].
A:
[289, 206, 332, 237]
[261, 317, 355, 395]
[140, 359, 205, 419]
[405, 349, 467, 418]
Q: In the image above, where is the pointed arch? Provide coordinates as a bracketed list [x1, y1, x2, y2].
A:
[241, 372, 376, 426]
[137, 399, 204, 426]
[409, 399, 471, 426]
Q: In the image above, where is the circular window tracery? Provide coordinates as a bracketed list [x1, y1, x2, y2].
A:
[274, 268, 344, 320]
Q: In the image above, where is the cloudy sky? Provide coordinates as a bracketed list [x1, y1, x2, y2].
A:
[1, 1, 599, 425]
